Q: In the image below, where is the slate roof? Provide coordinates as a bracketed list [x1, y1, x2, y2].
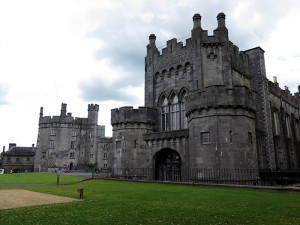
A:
[3, 146, 35, 156]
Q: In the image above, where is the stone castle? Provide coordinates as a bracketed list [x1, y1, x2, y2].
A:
[34, 13, 300, 180]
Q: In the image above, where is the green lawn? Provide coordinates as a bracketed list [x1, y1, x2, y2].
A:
[0, 172, 84, 184]
[0, 178, 299, 225]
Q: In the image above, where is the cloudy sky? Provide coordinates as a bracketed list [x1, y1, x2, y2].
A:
[0, 0, 300, 149]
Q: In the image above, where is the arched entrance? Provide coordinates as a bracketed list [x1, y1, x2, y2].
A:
[69, 162, 73, 171]
[154, 148, 181, 182]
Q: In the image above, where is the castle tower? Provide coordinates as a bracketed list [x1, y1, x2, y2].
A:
[185, 13, 258, 170]
[88, 104, 99, 125]
[111, 107, 156, 171]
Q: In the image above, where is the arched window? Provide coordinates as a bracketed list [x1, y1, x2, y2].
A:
[180, 91, 188, 129]
[161, 97, 169, 131]
[170, 94, 180, 130]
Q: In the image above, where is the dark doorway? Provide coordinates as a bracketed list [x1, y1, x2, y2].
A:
[69, 162, 73, 171]
[154, 148, 181, 182]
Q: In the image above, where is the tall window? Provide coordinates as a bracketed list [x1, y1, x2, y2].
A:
[286, 115, 291, 139]
[49, 140, 55, 149]
[273, 110, 280, 135]
[71, 141, 76, 149]
[170, 95, 180, 130]
[104, 152, 108, 159]
[160, 91, 188, 131]
[180, 92, 188, 129]
[161, 97, 169, 131]
[248, 132, 253, 144]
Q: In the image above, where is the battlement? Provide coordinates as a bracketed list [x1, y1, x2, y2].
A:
[146, 12, 250, 77]
[39, 103, 97, 126]
[111, 106, 157, 125]
[88, 104, 99, 111]
[268, 78, 300, 107]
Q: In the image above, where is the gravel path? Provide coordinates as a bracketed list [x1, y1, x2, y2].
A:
[0, 189, 78, 210]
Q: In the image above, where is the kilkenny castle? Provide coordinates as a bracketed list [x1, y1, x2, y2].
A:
[34, 13, 300, 180]
[110, 13, 300, 180]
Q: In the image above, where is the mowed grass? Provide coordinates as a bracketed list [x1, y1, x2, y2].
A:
[0, 179, 299, 225]
[0, 173, 84, 184]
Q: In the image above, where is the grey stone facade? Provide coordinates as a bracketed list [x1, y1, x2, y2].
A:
[34, 103, 112, 172]
[110, 13, 300, 179]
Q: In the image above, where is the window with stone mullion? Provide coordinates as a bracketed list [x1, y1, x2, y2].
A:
[161, 105, 169, 131]
[171, 103, 180, 130]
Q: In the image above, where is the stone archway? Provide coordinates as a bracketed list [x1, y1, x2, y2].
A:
[153, 148, 181, 182]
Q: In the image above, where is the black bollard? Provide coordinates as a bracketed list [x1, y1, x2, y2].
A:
[56, 175, 60, 186]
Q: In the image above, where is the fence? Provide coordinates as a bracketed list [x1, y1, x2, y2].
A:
[94, 168, 300, 186]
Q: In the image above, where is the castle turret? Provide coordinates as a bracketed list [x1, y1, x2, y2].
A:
[60, 103, 67, 118]
[193, 13, 202, 29]
[213, 12, 228, 41]
[217, 12, 226, 28]
[39, 107, 43, 118]
[88, 104, 99, 125]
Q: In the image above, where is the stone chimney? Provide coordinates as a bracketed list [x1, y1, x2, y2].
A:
[193, 13, 202, 29]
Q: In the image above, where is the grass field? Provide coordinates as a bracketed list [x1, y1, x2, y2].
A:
[0, 175, 299, 225]
[0, 173, 84, 184]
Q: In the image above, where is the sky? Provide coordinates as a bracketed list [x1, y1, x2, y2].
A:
[0, 0, 300, 149]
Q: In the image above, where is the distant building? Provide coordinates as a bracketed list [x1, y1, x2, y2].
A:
[2, 143, 36, 172]
[34, 103, 112, 172]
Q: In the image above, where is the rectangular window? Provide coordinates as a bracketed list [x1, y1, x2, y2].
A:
[42, 152, 46, 158]
[171, 103, 180, 130]
[49, 140, 55, 149]
[286, 115, 291, 139]
[70, 152, 75, 158]
[16, 158, 20, 163]
[161, 106, 169, 131]
[273, 110, 280, 135]
[72, 130, 77, 137]
[248, 132, 253, 144]
[26, 157, 30, 162]
[103, 164, 107, 169]
[90, 154, 93, 159]
[134, 140, 137, 149]
[104, 152, 108, 159]
[70, 141, 76, 149]
[201, 132, 210, 144]
[116, 141, 121, 149]
[7, 157, 11, 162]
[50, 129, 56, 136]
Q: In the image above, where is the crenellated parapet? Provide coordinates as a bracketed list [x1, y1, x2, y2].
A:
[268, 77, 300, 108]
[88, 104, 99, 111]
[111, 106, 157, 126]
